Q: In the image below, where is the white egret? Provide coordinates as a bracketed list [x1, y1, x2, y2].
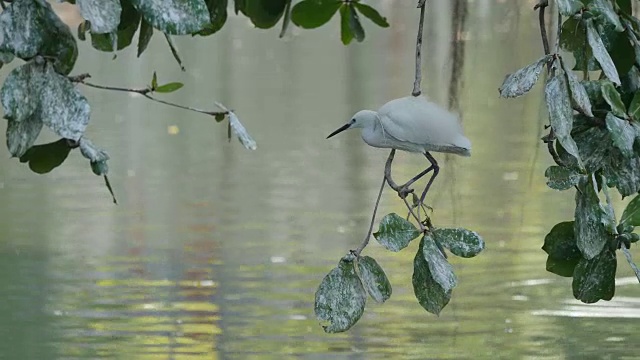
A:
[327, 95, 471, 204]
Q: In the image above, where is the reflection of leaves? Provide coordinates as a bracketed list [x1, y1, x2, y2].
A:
[19, 139, 72, 174]
[315, 256, 366, 333]
[356, 256, 391, 303]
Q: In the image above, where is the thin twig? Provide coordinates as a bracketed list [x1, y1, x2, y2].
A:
[555, 10, 561, 54]
[69, 74, 228, 117]
[412, 1, 427, 96]
[537, 1, 552, 70]
[353, 174, 387, 257]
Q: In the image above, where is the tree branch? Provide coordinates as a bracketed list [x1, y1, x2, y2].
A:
[352, 174, 386, 257]
[412, 0, 427, 96]
[69, 73, 228, 117]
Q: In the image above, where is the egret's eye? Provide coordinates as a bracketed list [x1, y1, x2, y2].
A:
[350, 118, 356, 124]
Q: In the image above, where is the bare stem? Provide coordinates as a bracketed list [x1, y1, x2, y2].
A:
[353, 174, 387, 257]
[69, 73, 228, 117]
[536, 1, 552, 70]
[412, 0, 427, 97]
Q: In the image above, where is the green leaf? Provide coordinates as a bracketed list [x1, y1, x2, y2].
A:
[198, 0, 228, 36]
[314, 256, 367, 333]
[422, 235, 457, 293]
[373, 213, 421, 252]
[130, 0, 210, 34]
[412, 237, 451, 315]
[621, 247, 640, 283]
[356, 256, 392, 303]
[572, 248, 617, 303]
[432, 227, 484, 258]
[339, 5, 353, 45]
[5, 116, 44, 158]
[90, 1, 140, 52]
[155, 82, 184, 93]
[574, 176, 612, 259]
[151, 71, 158, 89]
[19, 139, 72, 174]
[137, 19, 154, 57]
[545, 73, 584, 169]
[620, 194, 640, 226]
[605, 112, 635, 157]
[241, 0, 288, 29]
[628, 91, 640, 121]
[589, 0, 623, 31]
[77, 0, 122, 34]
[77, 21, 89, 41]
[347, 4, 365, 42]
[560, 17, 599, 71]
[542, 221, 582, 277]
[601, 81, 627, 118]
[499, 55, 550, 98]
[556, 0, 583, 16]
[545, 165, 583, 190]
[0, 0, 78, 74]
[291, 0, 341, 29]
[586, 19, 621, 85]
[354, 3, 389, 27]
[560, 58, 593, 117]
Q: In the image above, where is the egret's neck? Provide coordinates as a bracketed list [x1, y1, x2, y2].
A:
[355, 110, 379, 129]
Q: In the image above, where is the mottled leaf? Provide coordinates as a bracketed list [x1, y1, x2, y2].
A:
[19, 138, 72, 174]
[586, 19, 621, 85]
[130, 0, 210, 35]
[560, 58, 593, 117]
[155, 82, 184, 93]
[575, 176, 611, 259]
[0, 0, 78, 74]
[354, 3, 388, 27]
[90, 2, 140, 52]
[5, 116, 43, 158]
[79, 137, 110, 164]
[432, 227, 484, 258]
[228, 111, 257, 150]
[291, 0, 341, 29]
[77, 0, 122, 34]
[373, 213, 421, 252]
[601, 81, 626, 118]
[620, 194, 640, 227]
[543, 221, 581, 277]
[412, 237, 451, 315]
[422, 235, 457, 293]
[628, 91, 640, 121]
[356, 256, 392, 303]
[590, 0, 623, 31]
[499, 55, 549, 98]
[198, 0, 228, 36]
[1, 61, 43, 123]
[605, 113, 635, 157]
[314, 256, 367, 333]
[557, 0, 583, 16]
[572, 248, 617, 303]
[545, 165, 583, 190]
[545, 74, 583, 168]
[137, 19, 154, 57]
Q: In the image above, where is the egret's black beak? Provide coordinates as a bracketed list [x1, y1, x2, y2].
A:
[327, 123, 351, 139]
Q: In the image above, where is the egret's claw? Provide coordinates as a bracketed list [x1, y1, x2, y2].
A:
[397, 186, 414, 199]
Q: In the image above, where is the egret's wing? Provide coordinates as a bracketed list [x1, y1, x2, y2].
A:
[377, 96, 469, 150]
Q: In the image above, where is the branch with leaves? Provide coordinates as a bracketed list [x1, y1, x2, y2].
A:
[499, 0, 640, 303]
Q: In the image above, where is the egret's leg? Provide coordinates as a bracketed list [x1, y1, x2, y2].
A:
[418, 152, 440, 206]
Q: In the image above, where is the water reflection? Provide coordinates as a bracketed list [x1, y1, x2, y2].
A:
[0, 1, 639, 359]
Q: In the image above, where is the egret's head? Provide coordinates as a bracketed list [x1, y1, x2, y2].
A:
[326, 110, 377, 139]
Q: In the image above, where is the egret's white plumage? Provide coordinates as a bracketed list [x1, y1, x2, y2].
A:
[327, 96, 471, 157]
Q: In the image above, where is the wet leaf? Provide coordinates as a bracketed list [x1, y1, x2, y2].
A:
[620, 194, 640, 226]
[601, 81, 626, 118]
[575, 176, 611, 259]
[543, 221, 581, 277]
[557, 0, 583, 16]
[137, 19, 154, 57]
[19, 138, 72, 174]
[356, 256, 392, 303]
[545, 165, 583, 190]
[586, 19, 621, 85]
[5, 116, 44, 158]
[545, 74, 583, 168]
[422, 235, 457, 293]
[291, 0, 341, 29]
[412, 237, 451, 315]
[373, 213, 421, 252]
[354, 3, 389, 27]
[590, 0, 623, 31]
[605, 113, 635, 157]
[155, 82, 184, 93]
[0, 0, 78, 74]
[628, 91, 640, 121]
[499, 55, 549, 98]
[432, 227, 484, 258]
[77, 0, 122, 34]
[560, 58, 593, 117]
[130, 0, 210, 35]
[198, 0, 228, 36]
[572, 248, 616, 303]
[314, 256, 367, 333]
[1, 61, 43, 124]
[90, 2, 140, 52]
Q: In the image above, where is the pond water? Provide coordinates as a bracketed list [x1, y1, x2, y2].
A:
[0, 1, 639, 359]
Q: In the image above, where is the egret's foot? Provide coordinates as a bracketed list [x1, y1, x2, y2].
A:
[397, 186, 414, 199]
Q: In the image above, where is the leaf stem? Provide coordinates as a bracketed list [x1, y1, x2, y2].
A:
[69, 73, 228, 117]
[353, 174, 386, 257]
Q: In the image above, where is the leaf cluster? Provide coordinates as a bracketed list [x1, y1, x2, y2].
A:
[500, 0, 640, 303]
